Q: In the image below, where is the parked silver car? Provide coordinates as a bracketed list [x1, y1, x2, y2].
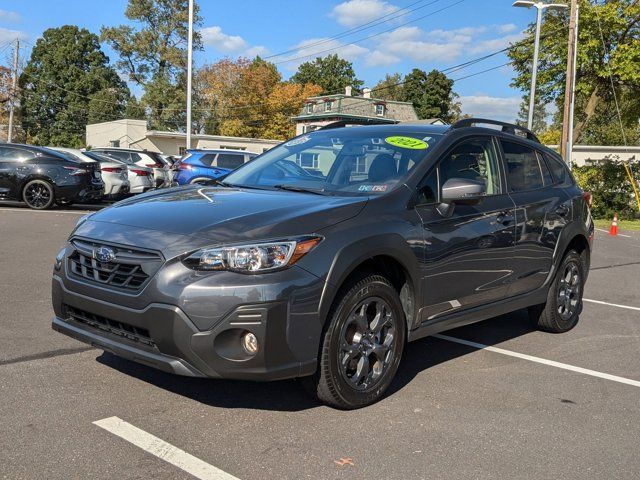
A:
[50, 147, 130, 199]
[92, 148, 169, 188]
[83, 151, 154, 194]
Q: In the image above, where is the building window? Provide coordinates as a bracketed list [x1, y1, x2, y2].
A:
[305, 103, 314, 114]
[355, 156, 367, 173]
[324, 101, 333, 112]
[302, 125, 319, 134]
[179, 147, 186, 155]
[375, 104, 385, 116]
[296, 153, 319, 170]
[109, 140, 120, 147]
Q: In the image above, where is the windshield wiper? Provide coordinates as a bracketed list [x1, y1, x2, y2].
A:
[272, 184, 328, 195]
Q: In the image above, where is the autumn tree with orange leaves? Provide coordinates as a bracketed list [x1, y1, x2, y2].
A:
[196, 57, 321, 140]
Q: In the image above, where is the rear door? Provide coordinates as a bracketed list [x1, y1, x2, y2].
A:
[499, 139, 571, 296]
[0, 146, 32, 197]
[414, 136, 516, 322]
[214, 153, 246, 172]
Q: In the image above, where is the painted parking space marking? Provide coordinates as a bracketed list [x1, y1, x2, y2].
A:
[93, 416, 241, 480]
[0, 207, 91, 215]
[434, 334, 640, 388]
[595, 227, 631, 238]
[583, 298, 640, 312]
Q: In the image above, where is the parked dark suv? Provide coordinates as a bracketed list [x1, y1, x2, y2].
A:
[51, 119, 593, 408]
[0, 143, 104, 209]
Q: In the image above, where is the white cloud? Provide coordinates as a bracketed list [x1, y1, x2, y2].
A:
[244, 45, 270, 58]
[459, 95, 521, 122]
[469, 33, 524, 54]
[365, 50, 399, 67]
[281, 38, 369, 70]
[200, 26, 247, 52]
[331, 0, 399, 27]
[498, 23, 518, 34]
[0, 10, 20, 23]
[0, 27, 26, 43]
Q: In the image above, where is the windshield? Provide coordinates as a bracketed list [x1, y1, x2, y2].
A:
[223, 128, 442, 195]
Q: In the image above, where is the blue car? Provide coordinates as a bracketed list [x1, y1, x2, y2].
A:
[172, 149, 256, 185]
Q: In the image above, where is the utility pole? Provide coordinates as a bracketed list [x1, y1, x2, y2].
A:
[560, 0, 578, 163]
[7, 39, 19, 143]
[185, 0, 194, 150]
[566, 3, 579, 170]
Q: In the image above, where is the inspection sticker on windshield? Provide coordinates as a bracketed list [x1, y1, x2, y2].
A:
[284, 135, 311, 147]
[385, 136, 427, 150]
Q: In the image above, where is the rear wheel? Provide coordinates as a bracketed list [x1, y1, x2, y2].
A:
[529, 250, 584, 333]
[308, 275, 406, 409]
[23, 180, 55, 210]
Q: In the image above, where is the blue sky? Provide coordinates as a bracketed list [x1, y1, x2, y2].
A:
[0, 0, 543, 121]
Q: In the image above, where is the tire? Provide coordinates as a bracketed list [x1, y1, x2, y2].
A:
[529, 250, 584, 333]
[22, 179, 55, 210]
[308, 275, 406, 409]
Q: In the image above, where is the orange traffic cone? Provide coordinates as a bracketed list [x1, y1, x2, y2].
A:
[609, 213, 618, 236]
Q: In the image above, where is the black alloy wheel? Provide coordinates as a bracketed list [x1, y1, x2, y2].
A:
[23, 180, 55, 210]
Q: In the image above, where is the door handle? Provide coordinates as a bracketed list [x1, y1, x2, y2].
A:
[555, 205, 570, 217]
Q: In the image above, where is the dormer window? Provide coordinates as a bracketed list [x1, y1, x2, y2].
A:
[305, 103, 314, 114]
[375, 104, 385, 116]
[324, 101, 333, 112]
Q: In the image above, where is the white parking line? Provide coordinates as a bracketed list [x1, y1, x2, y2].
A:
[0, 207, 90, 215]
[584, 298, 640, 312]
[595, 227, 631, 238]
[434, 334, 640, 388]
[93, 416, 241, 480]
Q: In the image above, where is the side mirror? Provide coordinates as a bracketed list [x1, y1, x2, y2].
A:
[441, 177, 486, 204]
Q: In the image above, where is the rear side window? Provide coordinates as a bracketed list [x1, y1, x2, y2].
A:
[0, 146, 31, 162]
[198, 154, 217, 167]
[544, 152, 573, 186]
[501, 141, 546, 192]
[216, 153, 245, 170]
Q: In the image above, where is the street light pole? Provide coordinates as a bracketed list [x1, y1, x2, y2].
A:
[513, 1, 569, 132]
[7, 39, 19, 143]
[186, 0, 194, 150]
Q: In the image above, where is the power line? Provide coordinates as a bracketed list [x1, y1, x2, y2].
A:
[273, 0, 468, 65]
[264, 0, 439, 60]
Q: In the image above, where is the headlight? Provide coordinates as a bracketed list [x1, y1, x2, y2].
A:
[54, 247, 66, 271]
[183, 236, 322, 273]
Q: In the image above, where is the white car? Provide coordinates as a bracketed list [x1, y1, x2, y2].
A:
[92, 148, 169, 188]
[83, 151, 154, 195]
[49, 147, 130, 199]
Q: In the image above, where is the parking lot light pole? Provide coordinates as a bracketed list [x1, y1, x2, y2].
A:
[512, 1, 569, 131]
[186, 0, 194, 150]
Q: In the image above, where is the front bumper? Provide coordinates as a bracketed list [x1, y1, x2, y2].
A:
[51, 259, 324, 380]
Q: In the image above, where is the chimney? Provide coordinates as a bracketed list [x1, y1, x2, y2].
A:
[362, 87, 371, 99]
[345, 85, 352, 96]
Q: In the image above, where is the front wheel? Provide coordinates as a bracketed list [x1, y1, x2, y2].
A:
[529, 250, 584, 333]
[23, 180, 55, 210]
[309, 275, 406, 409]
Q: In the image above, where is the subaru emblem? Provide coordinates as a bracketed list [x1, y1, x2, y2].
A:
[94, 246, 116, 263]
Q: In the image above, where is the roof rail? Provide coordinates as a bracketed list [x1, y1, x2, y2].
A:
[319, 118, 398, 130]
[451, 118, 540, 143]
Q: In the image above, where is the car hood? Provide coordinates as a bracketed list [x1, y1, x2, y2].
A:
[77, 186, 367, 254]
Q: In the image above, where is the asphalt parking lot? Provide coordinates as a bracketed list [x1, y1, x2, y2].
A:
[1, 203, 639, 480]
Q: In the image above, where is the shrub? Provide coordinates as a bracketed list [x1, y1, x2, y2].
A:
[572, 162, 640, 220]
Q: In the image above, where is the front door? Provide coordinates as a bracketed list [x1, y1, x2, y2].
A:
[414, 136, 516, 323]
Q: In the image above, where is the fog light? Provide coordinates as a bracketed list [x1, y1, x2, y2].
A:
[241, 332, 258, 355]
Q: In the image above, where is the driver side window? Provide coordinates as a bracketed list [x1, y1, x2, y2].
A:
[416, 137, 502, 205]
[439, 137, 502, 196]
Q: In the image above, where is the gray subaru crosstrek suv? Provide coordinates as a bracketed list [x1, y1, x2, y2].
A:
[52, 119, 593, 409]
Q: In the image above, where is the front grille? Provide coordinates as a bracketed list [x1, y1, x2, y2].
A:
[68, 238, 163, 292]
[65, 304, 155, 347]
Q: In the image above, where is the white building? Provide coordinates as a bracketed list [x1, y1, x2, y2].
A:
[548, 144, 640, 167]
[86, 119, 281, 156]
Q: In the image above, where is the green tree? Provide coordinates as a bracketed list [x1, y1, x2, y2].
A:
[507, 0, 640, 145]
[516, 95, 548, 134]
[401, 68, 458, 122]
[372, 73, 404, 101]
[19, 26, 128, 147]
[101, 0, 202, 130]
[291, 54, 363, 95]
[124, 96, 146, 120]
